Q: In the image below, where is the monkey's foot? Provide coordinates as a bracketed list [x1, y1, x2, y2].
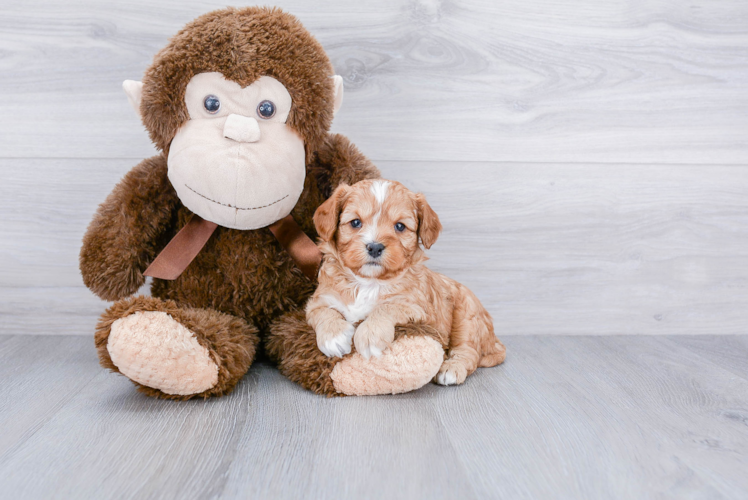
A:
[267, 310, 447, 396]
[108, 311, 219, 396]
[96, 296, 259, 399]
[331, 335, 444, 396]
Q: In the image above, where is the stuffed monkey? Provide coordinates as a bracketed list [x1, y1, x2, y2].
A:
[80, 7, 446, 399]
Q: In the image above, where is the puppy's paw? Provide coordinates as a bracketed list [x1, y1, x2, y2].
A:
[317, 321, 355, 358]
[354, 319, 395, 359]
[435, 360, 468, 386]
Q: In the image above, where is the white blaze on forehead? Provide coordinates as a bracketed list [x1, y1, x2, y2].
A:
[363, 181, 390, 243]
[371, 181, 390, 206]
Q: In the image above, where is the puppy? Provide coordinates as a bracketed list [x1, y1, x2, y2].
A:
[306, 179, 505, 385]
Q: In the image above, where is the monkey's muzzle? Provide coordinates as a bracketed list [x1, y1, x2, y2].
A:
[223, 114, 261, 143]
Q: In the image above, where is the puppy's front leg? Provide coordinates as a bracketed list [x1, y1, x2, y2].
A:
[354, 316, 395, 360]
[307, 302, 355, 358]
[355, 303, 425, 359]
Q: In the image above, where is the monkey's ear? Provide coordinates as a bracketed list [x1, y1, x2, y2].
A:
[122, 80, 144, 117]
[314, 184, 350, 242]
[332, 75, 344, 116]
[415, 193, 442, 249]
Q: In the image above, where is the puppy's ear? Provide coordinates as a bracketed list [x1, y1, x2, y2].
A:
[314, 184, 350, 241]
[415, 192, 442, 249]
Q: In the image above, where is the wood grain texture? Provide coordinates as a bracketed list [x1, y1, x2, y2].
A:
[0, 0, 746, 163]
[3, 158, 747, 335]
[0, 335, 746, 499]
[1, 1, 747, 336]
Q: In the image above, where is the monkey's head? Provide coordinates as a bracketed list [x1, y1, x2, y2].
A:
[123, 7, 344, 230]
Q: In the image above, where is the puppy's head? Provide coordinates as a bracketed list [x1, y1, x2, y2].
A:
[313, 179, 442, 279]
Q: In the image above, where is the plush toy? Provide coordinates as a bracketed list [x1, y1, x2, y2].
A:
[80, 7, 446, 399]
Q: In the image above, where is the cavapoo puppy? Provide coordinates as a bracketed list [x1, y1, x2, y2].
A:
[306, 179, 505, 385]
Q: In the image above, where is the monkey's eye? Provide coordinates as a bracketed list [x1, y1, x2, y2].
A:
[257, 100, 276, 119]
[203, 95, 221, 114]
[350, 219, 362, 229]
[395, 222, 406, 232]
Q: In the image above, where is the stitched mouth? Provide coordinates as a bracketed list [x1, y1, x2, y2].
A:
[185, 184, 288, 211]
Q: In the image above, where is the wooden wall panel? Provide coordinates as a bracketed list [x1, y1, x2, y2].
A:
[1, 0, 746, 335]
[0, 0, 746, 163]
[2, 159, 746, 335]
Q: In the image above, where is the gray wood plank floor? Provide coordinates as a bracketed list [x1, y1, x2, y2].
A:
[1, 335, 746, 500]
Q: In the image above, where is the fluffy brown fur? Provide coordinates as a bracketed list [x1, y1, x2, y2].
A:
[79, 155, 179, 301]
[80, 7, 443, 399]
[307, 180, 506, 384]
[82, 135, 378, 397]
[141, 7, 336, 158]
[79, 6, 374, 399]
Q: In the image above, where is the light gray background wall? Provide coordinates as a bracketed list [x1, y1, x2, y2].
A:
[1, 0, 747, 335]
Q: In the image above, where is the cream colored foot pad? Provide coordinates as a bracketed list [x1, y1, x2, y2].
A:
[108, 311, 218, 395]
[331, 336, 443, 396]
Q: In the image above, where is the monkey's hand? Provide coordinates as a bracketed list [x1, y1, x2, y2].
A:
[80, 155, 180, 301]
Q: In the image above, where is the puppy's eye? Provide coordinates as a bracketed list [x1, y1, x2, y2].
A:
[203, 95, 221, 114]
[257, 100, 276, 119]
[395, 222, 406, 232]
[350, 219, 362, 229]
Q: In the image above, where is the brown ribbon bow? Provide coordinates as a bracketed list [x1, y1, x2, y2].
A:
[143, 214, 322, 281]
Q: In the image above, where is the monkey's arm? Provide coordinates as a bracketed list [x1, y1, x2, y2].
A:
[80, 154, 180, 301]
[311, 133, 381, 196]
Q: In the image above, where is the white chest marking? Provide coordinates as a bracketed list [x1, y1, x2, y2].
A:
[322, 279, 383, 323]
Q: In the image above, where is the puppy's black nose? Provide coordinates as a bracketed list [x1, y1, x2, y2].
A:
[366, 242, 385, 258]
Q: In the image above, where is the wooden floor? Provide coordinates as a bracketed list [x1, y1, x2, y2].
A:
[1, 335, 746, 500]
